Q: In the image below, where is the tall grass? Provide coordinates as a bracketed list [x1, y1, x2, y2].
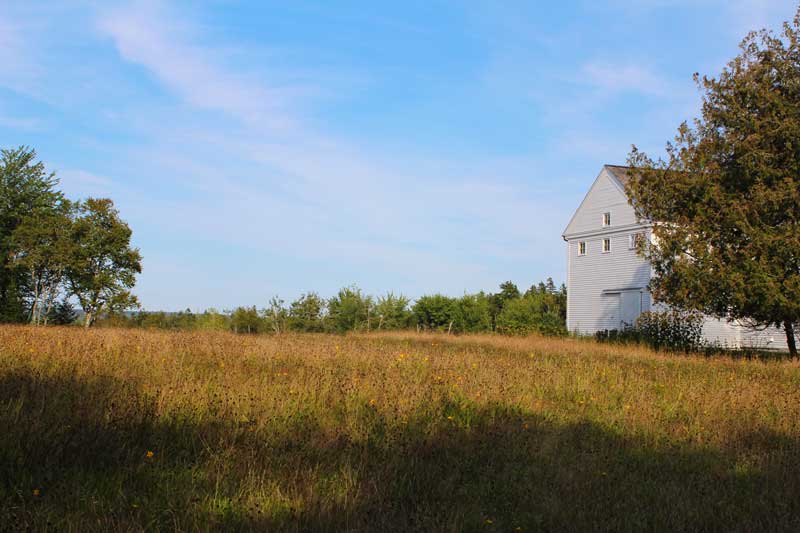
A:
[1, 326, 799, 531]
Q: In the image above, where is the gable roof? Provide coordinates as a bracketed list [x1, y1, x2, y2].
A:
[562, 165, 628, 238]
[603, 165, 633, 189]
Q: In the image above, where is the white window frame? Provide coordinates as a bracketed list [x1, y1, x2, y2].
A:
[602, 212, 611, 227]
[602, 238, 611, 253]
[578, 241, 586, 256]
[628, 233, 643, 250]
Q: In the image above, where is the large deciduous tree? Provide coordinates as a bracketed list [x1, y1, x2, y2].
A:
[0, 146, 62, 322]
[627, 11, 800, 356]
[11, 199, 75, 325]
[67, 198, 142, 328]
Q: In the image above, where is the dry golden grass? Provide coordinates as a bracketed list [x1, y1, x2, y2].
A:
[1, 326, 799, 531]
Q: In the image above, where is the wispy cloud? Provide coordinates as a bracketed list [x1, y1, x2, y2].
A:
[56, 168, 116, 198]
[96, 1, 303, 132]
[581, 61, 670, 97]
[90, 1, 562, 307]
[0, 11, 41, 95]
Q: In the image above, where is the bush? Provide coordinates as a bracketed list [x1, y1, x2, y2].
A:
[230, 306, 261, 334]
[327, 286, 372, 333]
[412, 294, 459, 332]
[374, 293, 412, 330]
[496, 296, 567, 337]
[595, 309, 704, 353]
[287, 293, 326, 333]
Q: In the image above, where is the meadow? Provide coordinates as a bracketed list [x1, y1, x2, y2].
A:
[1, 326, 799, 532]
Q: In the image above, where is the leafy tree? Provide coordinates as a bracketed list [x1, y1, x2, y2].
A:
[11, 199, 75, 325]
[524, 278, 568, 322]
[230, 306, 261, 334]
[287, 293, 326, 332]
[327, 286, 372, 333]
[454, 293, 492, 333]
[0, 146, 62, 322]
[374, 292, 412, 330]
[262, 296, 288, 334]
[496, 294, 567, 337]
[412, 294, 459, 332]
[173, 308, 197, 330]
[627, 12, 800, 356]
[66, 198, 142, 328]
[195, 308, 229, 331]
[488, 281, 521, 330]
[47, 298, 77, 326]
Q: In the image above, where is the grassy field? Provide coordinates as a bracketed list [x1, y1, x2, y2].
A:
[1, 326, 799, 532]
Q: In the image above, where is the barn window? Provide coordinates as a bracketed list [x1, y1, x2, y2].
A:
[578, 242, 586, 256]
[602, 238, 611, 253]
[603, 212, 611, 227]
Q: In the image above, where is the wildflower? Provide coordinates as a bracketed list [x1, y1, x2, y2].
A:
[146, 450, 154, 459]
[369, 399, 376, 406]
[447, 415, 454, 420]
[485, 518, 493, 524]
[33, 489, 40, 497]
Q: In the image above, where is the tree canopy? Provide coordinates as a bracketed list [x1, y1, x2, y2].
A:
[0, 146, 62, 322]
[627, 10, 800, 355]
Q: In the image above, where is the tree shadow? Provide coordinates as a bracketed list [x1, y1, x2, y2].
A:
[1, 369, 799, 532]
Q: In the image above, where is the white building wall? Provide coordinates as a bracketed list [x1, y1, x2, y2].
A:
[563, 169, 638, 236]
[563, 166, 795, 349]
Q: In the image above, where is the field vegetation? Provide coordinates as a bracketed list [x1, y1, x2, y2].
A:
[2, 326, 799, 531]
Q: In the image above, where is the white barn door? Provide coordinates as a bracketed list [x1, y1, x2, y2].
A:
[620, 291, 642, 329]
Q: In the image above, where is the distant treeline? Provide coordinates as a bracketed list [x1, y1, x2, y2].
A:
[100, 280, 567, 336]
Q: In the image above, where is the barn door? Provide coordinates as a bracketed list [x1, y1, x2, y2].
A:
[620, 291, 642, 329]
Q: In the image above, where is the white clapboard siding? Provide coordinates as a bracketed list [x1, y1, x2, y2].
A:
[563, 167, 638, 237]
[565, 168, 651, 334]
[563, 165, 799, 350]
[740, 324, 792, 351]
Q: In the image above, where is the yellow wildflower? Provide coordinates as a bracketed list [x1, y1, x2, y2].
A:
[33, 489, 40, 497]
[146, 450, 154, 459]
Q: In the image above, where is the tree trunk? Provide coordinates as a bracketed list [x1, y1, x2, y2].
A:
[785, 320, 798, 358]
[84, 311, 93, 329]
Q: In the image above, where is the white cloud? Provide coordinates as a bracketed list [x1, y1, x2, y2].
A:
[56, 168, 115, 198]
[0, 11, 41, 95]
[96, 1, 303, 132]
[90, 1, 566, 305]
[581, 61, 670, 97]
[727, 0, 795, 38]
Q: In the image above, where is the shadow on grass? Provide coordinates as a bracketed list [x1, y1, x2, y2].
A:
[1, 368, 799, 532]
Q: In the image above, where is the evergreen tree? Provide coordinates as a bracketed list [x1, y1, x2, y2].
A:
[627, 11, 800, 355]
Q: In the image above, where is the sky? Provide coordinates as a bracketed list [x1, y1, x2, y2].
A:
[0, 0, 795, 311]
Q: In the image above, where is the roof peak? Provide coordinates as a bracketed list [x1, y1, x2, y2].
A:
[603, 165, 632, 186]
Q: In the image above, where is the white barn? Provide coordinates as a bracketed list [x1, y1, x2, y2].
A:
[563, 165, 794, 350]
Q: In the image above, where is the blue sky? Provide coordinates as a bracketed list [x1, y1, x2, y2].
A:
[0, 1, 795, 310]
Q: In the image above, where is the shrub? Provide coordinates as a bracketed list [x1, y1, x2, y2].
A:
[230, 306, 262, 334]
[412, 294, 459, 332]
[327, 286, 372, 333]
[595, 309, 704, 353]
[287, 293, 326, 332]
[374, 293, 412, 330]
[496, 296, 567, 337]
